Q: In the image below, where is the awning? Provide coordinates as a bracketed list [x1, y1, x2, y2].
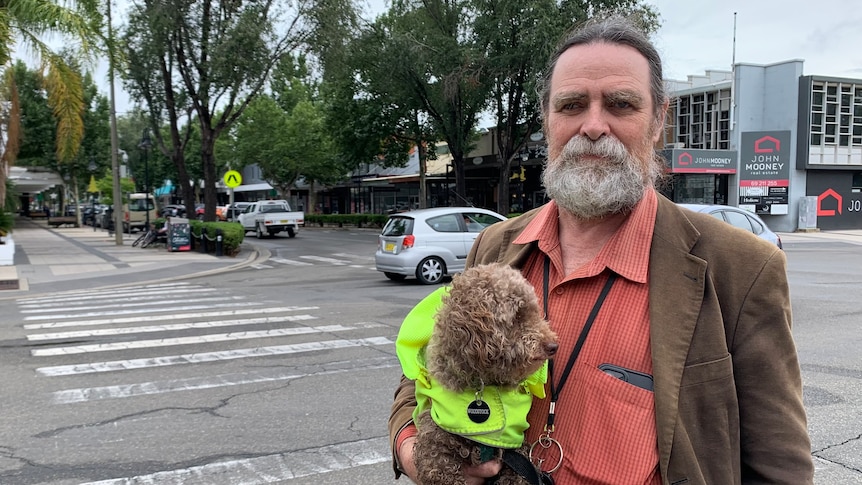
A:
[231, 182, 273, 193]
[7, 166, 64, 194]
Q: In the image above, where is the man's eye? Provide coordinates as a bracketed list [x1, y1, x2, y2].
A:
[611, 100, 632, 109]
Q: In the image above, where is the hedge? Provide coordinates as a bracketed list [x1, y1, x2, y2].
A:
[189, 220, 245, 256]
[303, 213, 389, 228]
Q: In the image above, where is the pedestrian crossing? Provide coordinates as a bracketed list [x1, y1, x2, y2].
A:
[11, 281, 400, 483]
[259, 252, 377, 270]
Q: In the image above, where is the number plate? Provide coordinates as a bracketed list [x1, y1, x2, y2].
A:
[385, 242, 396, 252]
[279, 220, 288, 223]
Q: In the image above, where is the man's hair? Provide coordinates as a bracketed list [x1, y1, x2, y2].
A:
[538, 16, 668, 123]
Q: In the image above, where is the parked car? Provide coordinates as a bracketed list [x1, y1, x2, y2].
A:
[100, 206, 115, 231]
[677, 203, 783, 249]
[82, 206, 97, 226]
[224, 202, 251, 221]
[194, 204, 228, 221]
[375, 207, 508, 284]
[159, 204, 187, 218]
[122, 193, 158, 233]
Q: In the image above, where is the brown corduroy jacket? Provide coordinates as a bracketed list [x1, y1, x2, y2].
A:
[389, 194, 813, 484]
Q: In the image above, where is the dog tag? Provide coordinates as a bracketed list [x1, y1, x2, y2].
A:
[467, 400, 491, 423]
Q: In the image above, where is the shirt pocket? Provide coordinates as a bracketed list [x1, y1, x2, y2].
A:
[554, 362, 658, 484]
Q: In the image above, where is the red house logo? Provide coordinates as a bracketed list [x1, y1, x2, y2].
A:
[817, 188, 842, 216]
[677, 152, 692, 166]
[754, 136, 781, 153]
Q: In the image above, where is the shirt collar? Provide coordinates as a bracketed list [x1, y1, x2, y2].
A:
[513, 189, 657, 283]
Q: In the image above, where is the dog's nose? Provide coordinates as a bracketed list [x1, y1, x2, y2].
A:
[545, 342, 558, 356]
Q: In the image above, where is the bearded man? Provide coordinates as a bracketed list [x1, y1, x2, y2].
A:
[389, 15, 814, 485]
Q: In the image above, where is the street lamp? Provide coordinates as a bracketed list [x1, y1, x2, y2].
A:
[88, 157, 97, 232]
[139, 129, 152, 230]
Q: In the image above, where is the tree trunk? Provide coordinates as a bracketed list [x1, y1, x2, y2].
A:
[200, 126, 218, 221]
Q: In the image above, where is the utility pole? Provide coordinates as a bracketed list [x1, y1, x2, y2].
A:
[108, 0, 124, 244]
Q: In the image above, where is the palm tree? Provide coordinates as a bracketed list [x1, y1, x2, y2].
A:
[0, 0, 101, 209]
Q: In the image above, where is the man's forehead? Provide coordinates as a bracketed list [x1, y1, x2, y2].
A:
[549, 43, 651, 94]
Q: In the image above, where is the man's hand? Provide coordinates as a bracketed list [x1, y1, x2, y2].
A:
[398, 437, 503, 484]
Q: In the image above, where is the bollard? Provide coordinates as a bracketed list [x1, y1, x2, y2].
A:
[215, 229, 223, 257]
[198, 231, 207, 253]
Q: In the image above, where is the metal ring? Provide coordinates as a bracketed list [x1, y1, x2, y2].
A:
[528, 435, 563, 474]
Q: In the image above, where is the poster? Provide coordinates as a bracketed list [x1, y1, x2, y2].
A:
[167, 217, 191, 252]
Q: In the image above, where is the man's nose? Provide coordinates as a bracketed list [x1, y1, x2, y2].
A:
[579, 105, 610, 141]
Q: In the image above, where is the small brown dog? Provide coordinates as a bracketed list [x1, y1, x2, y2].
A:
[411, 263, 558, 485]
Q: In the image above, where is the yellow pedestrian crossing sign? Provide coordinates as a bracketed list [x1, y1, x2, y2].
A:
[223, 170, 242, 188]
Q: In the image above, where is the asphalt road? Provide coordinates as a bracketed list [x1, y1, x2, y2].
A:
[0, 229, 858, 484]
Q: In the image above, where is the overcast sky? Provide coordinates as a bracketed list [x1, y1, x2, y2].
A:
[648, 0, 862, 80]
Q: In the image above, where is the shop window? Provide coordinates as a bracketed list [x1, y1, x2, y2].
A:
[852, 172, 862, 193]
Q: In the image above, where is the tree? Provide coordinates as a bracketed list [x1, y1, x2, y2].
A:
[122, 0, 311, 221]
[0, 0, 102, 207]
[365, 0, 491, 204]
[122, 1, 199, 219]
[305, 0, 418, 191]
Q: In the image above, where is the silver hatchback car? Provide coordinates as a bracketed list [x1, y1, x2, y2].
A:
[375, 207, 508, 284]
[678, 203, 783, 249]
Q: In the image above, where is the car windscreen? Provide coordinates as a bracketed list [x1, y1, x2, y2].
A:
[382, 217, 413, 236]
[260, 205, 288, 213]
[129, 199, 154, 211]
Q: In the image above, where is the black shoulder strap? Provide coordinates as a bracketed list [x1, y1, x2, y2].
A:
[497, 449, 545, 485]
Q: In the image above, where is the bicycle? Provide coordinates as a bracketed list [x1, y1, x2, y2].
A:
[132, 224, 162, 248]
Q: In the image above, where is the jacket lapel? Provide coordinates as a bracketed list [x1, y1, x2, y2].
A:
[649, 197, 708, 478]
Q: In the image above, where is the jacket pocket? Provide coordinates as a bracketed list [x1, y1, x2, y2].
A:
[680, 354, 732, 387]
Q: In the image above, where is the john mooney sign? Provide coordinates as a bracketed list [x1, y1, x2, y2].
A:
[664, 149, 737, 174]
[739, 131, 792, 215]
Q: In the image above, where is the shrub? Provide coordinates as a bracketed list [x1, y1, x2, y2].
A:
[0, 207, 13, 238]
[190, 220, 245, 256]
[303, 213, 388, 228]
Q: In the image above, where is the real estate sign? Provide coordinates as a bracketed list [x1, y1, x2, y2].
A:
[739, 131, 792, 215]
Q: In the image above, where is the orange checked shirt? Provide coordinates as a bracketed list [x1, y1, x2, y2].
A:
[513, 190, 661, 485]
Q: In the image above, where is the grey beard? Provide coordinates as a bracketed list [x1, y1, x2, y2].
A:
[542, 136, 654, 220]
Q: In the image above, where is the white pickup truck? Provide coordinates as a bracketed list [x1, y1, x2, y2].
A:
[237, 200, 304, 238]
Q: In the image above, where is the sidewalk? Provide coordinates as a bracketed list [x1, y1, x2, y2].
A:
[777, 229, 862, 245]
[0, 217, 264, 297]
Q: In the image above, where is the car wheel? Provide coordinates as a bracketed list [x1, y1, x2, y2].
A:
[416, 257, 445, 285]
[287, 228, 296, 238]
[197, 214, 204, 221]
[384, 272, 407, 281]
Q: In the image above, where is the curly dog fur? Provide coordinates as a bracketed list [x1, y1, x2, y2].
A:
[414, 263, 558, 485]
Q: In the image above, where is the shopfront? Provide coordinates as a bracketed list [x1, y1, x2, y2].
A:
[806, 170, 862, 230]
[659, 149, 737, 205]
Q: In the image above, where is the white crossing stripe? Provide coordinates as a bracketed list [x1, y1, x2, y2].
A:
[299, 255, 350, 265]
[250, 263, 273, 269]
[79, 436, 390, 484]
[17, 282, 194, 303]
[24, 306, 320, 330]
[53, 357, 398, 403]
[32, 325, 359, 356]
[23, 302, 263, 321]
[332, 252, 375, 261]
[27, 314, 317, 341]
[17, 287, 216, 306]
[20, 296, 243, 314]
[269, 257, 313, 266]
[37, 337, 394, 376]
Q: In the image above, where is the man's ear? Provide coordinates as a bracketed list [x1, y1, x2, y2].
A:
[652, 99, 671, 143]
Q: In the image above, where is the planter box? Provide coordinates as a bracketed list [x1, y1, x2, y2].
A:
[0, 236, 14, 266]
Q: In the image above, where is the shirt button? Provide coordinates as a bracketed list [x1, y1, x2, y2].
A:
[555, 288, 564, 295]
